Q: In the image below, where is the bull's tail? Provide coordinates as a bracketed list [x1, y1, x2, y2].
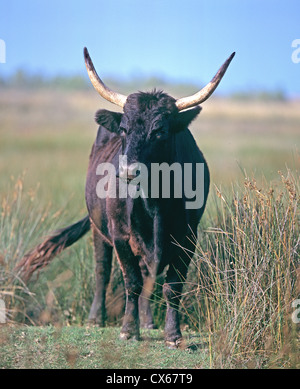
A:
[15, 215, 91, 282]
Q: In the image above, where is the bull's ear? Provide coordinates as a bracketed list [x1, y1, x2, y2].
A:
[172, 106, 202, 132]
[95, 109, 123, 133]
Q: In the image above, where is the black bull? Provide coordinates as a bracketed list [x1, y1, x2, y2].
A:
[17, 48, 234, 348]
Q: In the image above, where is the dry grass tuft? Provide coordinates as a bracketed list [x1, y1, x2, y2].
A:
[181, 168, 299, 367]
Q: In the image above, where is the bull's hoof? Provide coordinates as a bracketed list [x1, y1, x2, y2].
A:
[119, 332, 140, 341]
[165, 338, 185, 349]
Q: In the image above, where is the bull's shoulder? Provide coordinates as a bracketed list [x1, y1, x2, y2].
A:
[173, 128, 207, 165]
[94, 125, 117, 147]
[89, 126, 122, 164]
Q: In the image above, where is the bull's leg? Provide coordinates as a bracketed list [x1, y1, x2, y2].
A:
[88, 226, 113, 326]
[114, 239, 142, 341]
[139, 260, 156, 329]
[163, 257, 191, 348]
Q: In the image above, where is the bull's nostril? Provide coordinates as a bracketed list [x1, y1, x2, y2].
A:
[118, 162, 141, 182]
[127, 172, 136, 180]
[126, 163, 140, 180]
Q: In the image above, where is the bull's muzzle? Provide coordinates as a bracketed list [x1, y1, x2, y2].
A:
[118, 162, 141, 182]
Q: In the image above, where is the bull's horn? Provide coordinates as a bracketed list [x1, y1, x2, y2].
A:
[175, 52, 235, 111]
[84, 47, 128, 108]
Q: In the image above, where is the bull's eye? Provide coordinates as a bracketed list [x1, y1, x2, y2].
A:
[150, 128, 164, 141]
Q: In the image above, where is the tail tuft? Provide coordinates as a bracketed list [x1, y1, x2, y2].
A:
[15, 215, 90, 282]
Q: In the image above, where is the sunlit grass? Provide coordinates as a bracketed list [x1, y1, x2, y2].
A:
[0, 89, 299, 368]
[0, 325, 209, 369]
[180, 169, 299, 368]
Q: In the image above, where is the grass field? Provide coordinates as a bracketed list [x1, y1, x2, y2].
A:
[0, 87, 299, 368]
[0, 325, 211, 369]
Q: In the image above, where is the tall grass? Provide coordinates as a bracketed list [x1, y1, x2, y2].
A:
[181, 168, 299, 367]
[1, 169, 299, 367]
[0, 175, 56, 323]
[0, 175, 125, 326]
[0, 175, 90, 325]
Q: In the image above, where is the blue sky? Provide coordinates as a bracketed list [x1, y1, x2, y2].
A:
[0, 0, 299, 97]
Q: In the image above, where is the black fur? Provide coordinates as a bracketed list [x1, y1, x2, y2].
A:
[17, 90, 210, 348]
[86, 90, 210, 345]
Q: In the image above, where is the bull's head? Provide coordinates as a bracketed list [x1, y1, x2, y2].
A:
[84, 47, 235, 111]
[84, 47, 235, 178]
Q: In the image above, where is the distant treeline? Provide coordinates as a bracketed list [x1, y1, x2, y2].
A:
[0, 69, 89, 90]
[0, 69, 287, 101]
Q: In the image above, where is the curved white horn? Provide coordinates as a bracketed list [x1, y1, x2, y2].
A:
[175, 52, 235, 111]
[84, 47, 127, 108]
